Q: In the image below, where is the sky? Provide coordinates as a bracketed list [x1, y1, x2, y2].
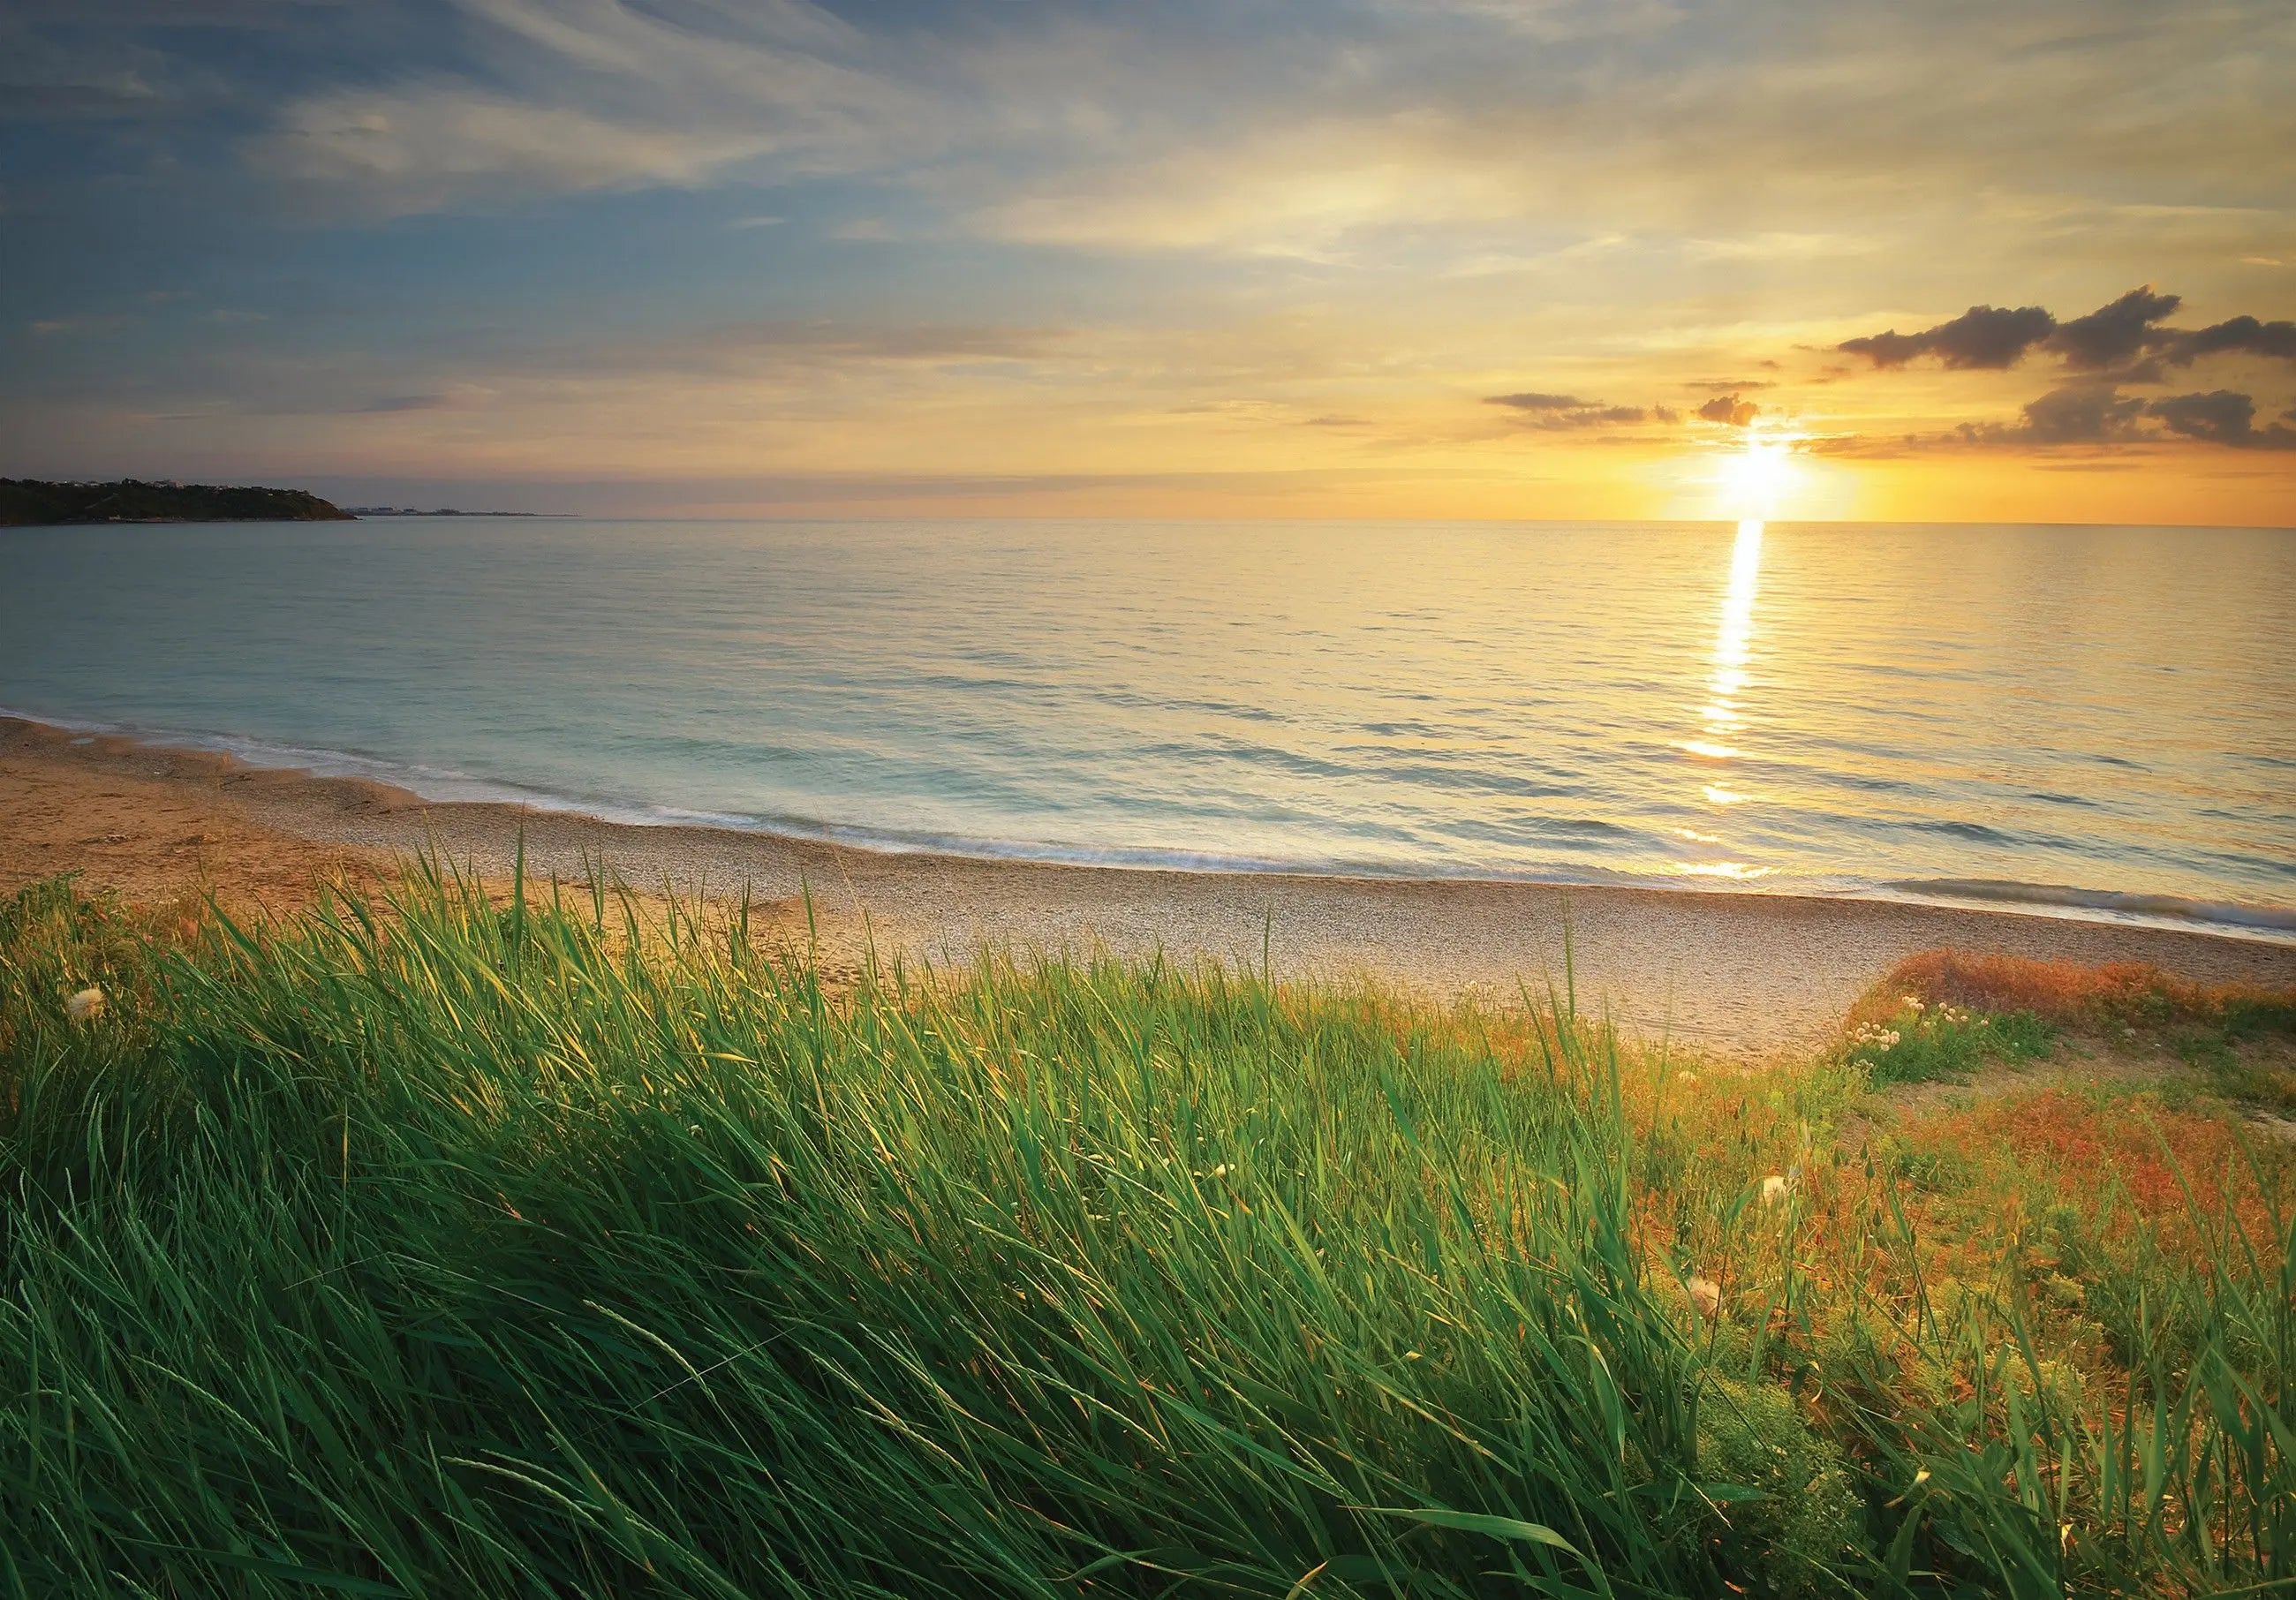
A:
[4, 0, 2294, 525]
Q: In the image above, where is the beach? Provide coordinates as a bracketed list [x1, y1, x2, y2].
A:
[7, 711, 2291, 1055]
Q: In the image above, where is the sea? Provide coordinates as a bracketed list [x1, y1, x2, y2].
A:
[3, 517, 2291, 935]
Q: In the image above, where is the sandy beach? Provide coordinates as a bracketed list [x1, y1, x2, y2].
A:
[4, 712, 2292, 1055]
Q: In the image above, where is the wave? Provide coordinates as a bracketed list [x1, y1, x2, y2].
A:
[1887, 877, 2296, 937]
[8, 702, 2292, 941]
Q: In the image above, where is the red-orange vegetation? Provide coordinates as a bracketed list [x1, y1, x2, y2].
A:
[1902, 1086, 2280, 1258]
[1867, 948, 2293, 1030]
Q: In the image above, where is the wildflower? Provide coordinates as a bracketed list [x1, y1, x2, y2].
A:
[1212, 1164, 1228, 1179]
[1676, 1071, 1699, 1085]
[65, 986, 104, 1024]
[1685, 1275, 1721, 1316]
[1761, 1174, 1790, 1206]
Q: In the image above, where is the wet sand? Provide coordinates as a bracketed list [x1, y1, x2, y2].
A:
[4, 713, 2292, 1055]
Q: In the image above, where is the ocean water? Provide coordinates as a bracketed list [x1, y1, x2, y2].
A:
[3, 517, 2292, 932]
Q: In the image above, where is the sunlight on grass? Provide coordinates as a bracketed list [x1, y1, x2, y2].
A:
[2, 868, 2292, 1596]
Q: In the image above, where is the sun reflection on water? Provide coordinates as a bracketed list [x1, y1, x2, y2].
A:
[1674, 517, 1768, 879]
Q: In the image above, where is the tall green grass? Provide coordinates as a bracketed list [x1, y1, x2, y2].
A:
[1, 866, 2291, 1596]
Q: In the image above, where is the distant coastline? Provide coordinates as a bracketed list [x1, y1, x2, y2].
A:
[0, 478, 352, 526]
[345, 506, 563, 517]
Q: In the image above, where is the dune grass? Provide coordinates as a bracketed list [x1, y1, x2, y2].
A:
[2, 864, 2292, 1596]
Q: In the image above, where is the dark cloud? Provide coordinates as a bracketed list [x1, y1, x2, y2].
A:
[1696, 394, 1758, 426]
[1957, 383, 2144, 445]
[2046, 286, 2180, 370]
[1685, 378, 1774, 391]
[1942, 381, 2296, 451]
[2147, 390, 2296, 449]
[1834, 286, 2295, 384]
[2163, 316, 2296, 366]
[2017, 384, 2145, 442]
[1839, 304, 2056, 370]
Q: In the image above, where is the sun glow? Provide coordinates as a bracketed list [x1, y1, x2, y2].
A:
[1718, 434, 1804, 523]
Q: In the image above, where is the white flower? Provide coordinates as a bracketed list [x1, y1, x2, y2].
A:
[65, 986, 105, 1024]
[1685, 1275, 1721, 1316]
[1761, 1174, 1790, 1206]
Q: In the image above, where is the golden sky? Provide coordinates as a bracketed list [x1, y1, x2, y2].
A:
[5, 0, 2293, 524]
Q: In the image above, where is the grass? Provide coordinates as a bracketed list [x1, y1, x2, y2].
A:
[1859, 947, 2296, 1107]
[2, 864, 2294, 1596]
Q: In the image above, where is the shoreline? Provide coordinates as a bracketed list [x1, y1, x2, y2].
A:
[9, 703, 2291, 941]
[5, 711, 2294, 1055]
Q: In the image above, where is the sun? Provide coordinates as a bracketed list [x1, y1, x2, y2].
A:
[1718, 434, 1803, 521]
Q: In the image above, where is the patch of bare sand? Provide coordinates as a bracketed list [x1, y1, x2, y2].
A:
[5, 714, 2292, 1056]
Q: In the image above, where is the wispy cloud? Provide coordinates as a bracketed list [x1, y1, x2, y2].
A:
[245, 0, 918, 216]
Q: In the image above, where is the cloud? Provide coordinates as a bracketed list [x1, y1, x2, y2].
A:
[1485, 390, 1650, 427]
[353, 382, 497, 413]
[968, 0, 2296, 263]
[2046, 285, 2180, 369]
[1838, 304, 2057, 369]
[245, 0, 917, 217]
[0, 19, 221, 123]
[1488, 391, 1590, 410]
[2147, 389, 2296, 449]
[1947, 383, 2146, 446]
[1839, 287, 2296, 385]
[1943, 381, 2296, 450]
[2019, 383, 2144, 442]
[252, 88, 774, 215]
[1696, 394, 1758, 426]
[26, 315, 125, 336]
[2164, 315, 2296, 366]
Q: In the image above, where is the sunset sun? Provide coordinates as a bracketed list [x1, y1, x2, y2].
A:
[1718, 435, 1804, 522]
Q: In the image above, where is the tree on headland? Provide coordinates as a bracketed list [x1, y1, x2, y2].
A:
[0, 478, 355, 525]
